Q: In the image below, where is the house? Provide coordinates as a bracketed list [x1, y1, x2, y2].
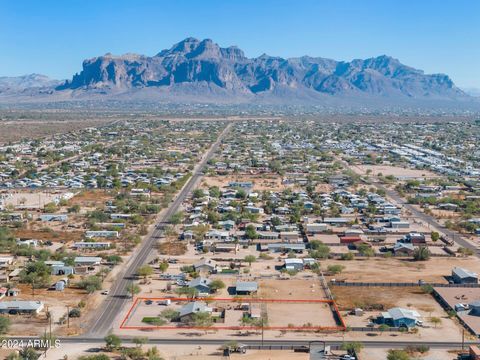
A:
[228, 181, 253, 190]
[280, 232, 301, 242]
[469, 301, 480, 316]
[256, 231, 279, 241]
[339, 236, 362, 244]
[40, 214, 68, 222]
[188, 277, 212, 294]
[204, 230, 230, 242]
[74, 241, 111, 249]
[16, 239, 38, 247]
[178, 301, 212, 322]
[218, 220, 235, 230]
[110, 213, 132, 220]
[402, 233, 426, 244]
[0, 300, 44, 315]
[74, 256, 102, 266]
[244, 206, 264, 214]
[305, 223, 328, 234]
[393, 242, 415, 256]
[267, 243, 305, 253]
[213, 243, 239, 253]
[0, 257, 14, 267]
[284, 258, 304, 271]
[379, 307, 421, 328]
[323, 217, 349, 226]
[193, 259, 217, 274]
[390, 221, 410, 229]
[44, 261, 65, 267]
[452, 267, 478, 284]
[51, 265, 75, 276]
[235, 281, 258, 295]
[85, 231, 119, 239]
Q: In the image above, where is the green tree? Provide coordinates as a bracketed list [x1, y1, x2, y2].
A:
[309, 241, 330, 259]
[78, 355, 110, 360]
[169, 211, 184, 225]
[209, 279, 226, 292]
[357, 243, 374, 257]
[430, 231, 440, 242]
[126, 283, 141, 298]
[244, 255, 256, 266]
[244, 225, 258, 240]
[104, 334, 122, 351]
[0, 316, 11, 334]
[161, 309, 180, 321]
[77, 276, 102, 293]
[132, 336, 148, 347]
[20, 261, 51, 288]
[192, 311, 213, 327]
[137, 265, 154, 280]
[145, 346, 164, 360]
[387, 349, 411, 360]
[158, 261, 169, 273]
[430, 316, 442, 328]
[327, 264, 345, 275]
[341, 341, 364, 354]
[413, 246, 430, 261]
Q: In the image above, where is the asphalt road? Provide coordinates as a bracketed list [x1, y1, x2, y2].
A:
[8, 336, 478, 350]
[86, 123, 232, 336]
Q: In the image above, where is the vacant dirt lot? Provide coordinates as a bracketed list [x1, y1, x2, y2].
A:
[332, 286, 429, 310]
[258, 278, 327, 300]
[0, 118, 111, 144]
[322, 256, 480, 284]
[14, 228, 83, 243]
[201, 175, 287, 191]
[69, 190, 114, 208]
[352, 165, 438, 178]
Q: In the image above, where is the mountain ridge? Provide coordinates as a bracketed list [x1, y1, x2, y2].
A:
[0, 38, 475, 109]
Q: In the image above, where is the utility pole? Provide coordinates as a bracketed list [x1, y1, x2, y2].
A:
[261, 317, 264, 347]
[462, 328, 465, 351]
[66, 306, 70, 328]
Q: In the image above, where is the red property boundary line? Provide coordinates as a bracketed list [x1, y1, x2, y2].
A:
[120, 297, 347, 331]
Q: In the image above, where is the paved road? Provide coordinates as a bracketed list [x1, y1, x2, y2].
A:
[8, 336, 478, 350]
[87, 123, 232, 336]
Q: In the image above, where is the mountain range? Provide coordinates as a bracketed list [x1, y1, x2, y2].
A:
[0, 38, 477, 109]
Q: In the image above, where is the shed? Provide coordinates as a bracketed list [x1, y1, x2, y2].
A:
[284, 258, 304, 271]
[235, 281, 258, 295]
[452, 267, 478, 284]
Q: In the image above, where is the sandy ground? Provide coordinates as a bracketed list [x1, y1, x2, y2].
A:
[323, 256, 480, 283]
[124, 299, 337, 329]
[333, 285, 465, 341]
[201, 175, 289, 191]
[435, 287, 480, 335]
[1, 190, 71, 209]
[352, 165, 438, 178]
[361, 348, 459, 360]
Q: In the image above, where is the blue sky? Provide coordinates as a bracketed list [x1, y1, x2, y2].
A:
[1, 0, 479, 88]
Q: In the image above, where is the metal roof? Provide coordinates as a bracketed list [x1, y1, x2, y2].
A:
[383, 307, 420, 321]
[0, 300, 43, 311]
[235, 281, 258, 292]
[453, 267, 478, 279]
[179, 301, 211, 318]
